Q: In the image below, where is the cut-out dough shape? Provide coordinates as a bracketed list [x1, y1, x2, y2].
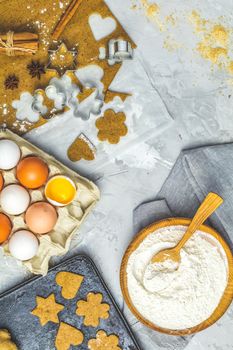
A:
[56, 271, 84, 299]
[31, 294, 64, 326]
[45, 85, 66, 110]
[105, 90, 131, 103]
[12, 92, 44, 123]
[34, 89, 68, 120]
[55, 322, 84, 350]
[75, 65, 104, 95]
[89, 14, 117, 41]
[75, 90, 103, 120]
[0, 329, 18, 350]
[76, 292, 110, 327]
[78, 88, 96, 103]
[96, 109, 128, 144]
[88, 330, 122, 350]
[68, 134, 96, 162]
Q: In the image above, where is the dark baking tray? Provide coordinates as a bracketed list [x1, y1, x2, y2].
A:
[0, 255, 141, 350]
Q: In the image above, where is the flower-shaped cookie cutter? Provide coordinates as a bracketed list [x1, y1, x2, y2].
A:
[32, 88, 67, 120]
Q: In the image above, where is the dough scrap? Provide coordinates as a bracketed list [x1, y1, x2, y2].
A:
[0, 329, 18, 350]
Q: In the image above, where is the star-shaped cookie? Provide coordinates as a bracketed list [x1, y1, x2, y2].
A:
[31, 294, 64, 326]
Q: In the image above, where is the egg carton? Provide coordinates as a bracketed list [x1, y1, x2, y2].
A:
[0, 128, 100, 275]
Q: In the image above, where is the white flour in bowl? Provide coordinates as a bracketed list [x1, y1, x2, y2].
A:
[126, 225, 228, 330]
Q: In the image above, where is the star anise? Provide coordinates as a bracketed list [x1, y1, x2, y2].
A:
[27, 60, 46, 80]
[4, 74, 19, 90]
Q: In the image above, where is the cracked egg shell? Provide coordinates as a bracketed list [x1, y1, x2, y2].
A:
[45, 175, 76, 206]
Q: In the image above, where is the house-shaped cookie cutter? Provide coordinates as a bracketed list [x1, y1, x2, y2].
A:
[99, 39, 133, 65]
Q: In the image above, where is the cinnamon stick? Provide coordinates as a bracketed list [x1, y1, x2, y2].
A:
[0, 32, 38, 42]
[0, 32, 39, 56]
[52, 0, 84, 40]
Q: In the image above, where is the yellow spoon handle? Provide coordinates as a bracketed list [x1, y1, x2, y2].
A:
[176, 192, 223, 251]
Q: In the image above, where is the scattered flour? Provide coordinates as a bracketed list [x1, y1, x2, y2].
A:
[126, 225, 228, 330]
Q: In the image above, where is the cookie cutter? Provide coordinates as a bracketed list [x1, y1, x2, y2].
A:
[46, 43, 78, 76]
[108, 39, 133, 61]
[78, 133, 96, 153]
[45, 85, 67, 108]
[99, 39, 133, 65]
[31, 91, 48, 116]
[0, 123, 7, 132]
[32, 88, 67, 120]
[74, 88, 103, 120]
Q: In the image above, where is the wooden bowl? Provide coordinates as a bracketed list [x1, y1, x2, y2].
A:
[120, 218, 233, 335]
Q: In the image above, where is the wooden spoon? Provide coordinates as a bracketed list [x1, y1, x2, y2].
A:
[151, 192, 223, 265]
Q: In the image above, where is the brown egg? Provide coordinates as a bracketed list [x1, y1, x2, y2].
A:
[0, 173, 3, 192]
[0, 213, 12, 244]
[25, 202, 58, 235]
[16, 156, 49, 189]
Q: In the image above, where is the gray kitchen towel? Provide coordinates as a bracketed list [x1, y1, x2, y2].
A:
[157, 143, 233, 250]
[132, 143, 233, 350]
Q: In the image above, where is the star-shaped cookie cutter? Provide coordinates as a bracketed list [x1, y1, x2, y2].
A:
[46, 42, 78, 76]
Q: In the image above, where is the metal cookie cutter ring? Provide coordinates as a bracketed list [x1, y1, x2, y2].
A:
[108, 39, 133, 61]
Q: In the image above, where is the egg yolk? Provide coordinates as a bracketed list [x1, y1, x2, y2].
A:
[0, 173, 3, 191]
[0, 213, 12, 244]
[45, 177, 76, 205]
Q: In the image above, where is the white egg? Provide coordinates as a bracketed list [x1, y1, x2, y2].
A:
[0, 139, 21, 170]
[0, 184, 30, 215]
[9, 230, 39, 261]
